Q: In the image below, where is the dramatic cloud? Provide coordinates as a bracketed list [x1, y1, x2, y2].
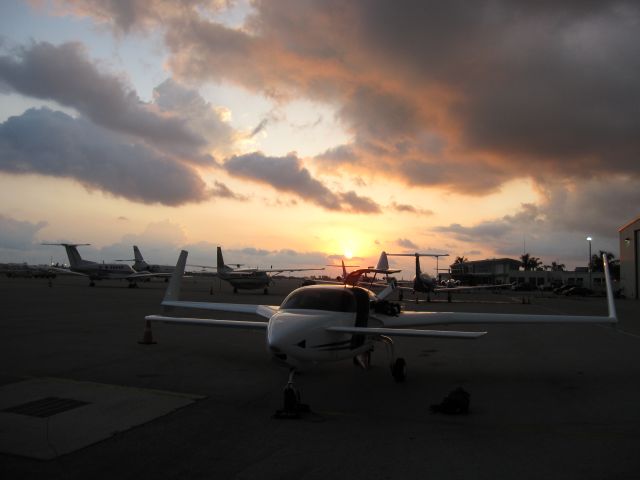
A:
[0, 42, 212, 160]
[389, 202, 434, 216]
[224, 152, 380, 213]
[397, 238, 419, 250]
[60, 0, 640, 195]
[23, 1, 640, 233]
[0, 108, 211, 205]
[430, 181, 634, 266]
[0, 214, 47, 250]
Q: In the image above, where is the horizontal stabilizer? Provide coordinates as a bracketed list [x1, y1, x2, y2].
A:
[326, 326, 486, 339]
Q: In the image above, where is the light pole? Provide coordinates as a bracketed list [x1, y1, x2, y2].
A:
[586, 236, 592, 289]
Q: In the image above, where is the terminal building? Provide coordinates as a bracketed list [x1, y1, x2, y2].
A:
[619, 215, 640, 300]
[449, 258, 605, 291]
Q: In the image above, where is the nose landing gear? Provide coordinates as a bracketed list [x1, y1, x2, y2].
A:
[274, 368, 310, 419]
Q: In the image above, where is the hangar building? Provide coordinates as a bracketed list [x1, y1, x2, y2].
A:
[619, 215, 640, 300]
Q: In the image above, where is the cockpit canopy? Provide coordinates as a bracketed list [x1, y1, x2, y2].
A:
[281, 286, 357, 312]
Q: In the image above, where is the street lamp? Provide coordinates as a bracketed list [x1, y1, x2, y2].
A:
[586, 236, 592, 289]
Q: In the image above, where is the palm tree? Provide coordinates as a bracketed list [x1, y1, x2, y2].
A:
[454, 256, 468, 264]
[591, 251, 615, 272]
[551, 261, 565, 272]
[520, 253, 542, 271]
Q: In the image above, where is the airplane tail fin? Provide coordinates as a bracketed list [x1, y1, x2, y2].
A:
[133, 245, 149, 271]
[42, 243, 90, 268]
[376, 252, 390, 271]
[164, 250, 188, 303]
[216, 246, 232, 273]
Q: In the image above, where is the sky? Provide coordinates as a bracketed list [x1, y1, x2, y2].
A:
[1, 0, 639, 275]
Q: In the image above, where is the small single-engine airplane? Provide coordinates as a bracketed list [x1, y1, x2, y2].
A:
[388, 252, 511, 302]
[43, 243, 170, 287]
[116, 245, 176, 275]
[144, 251, 617, 414]
[204, 246, 323, 294]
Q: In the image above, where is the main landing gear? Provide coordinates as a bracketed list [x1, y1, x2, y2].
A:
[376, 335, 407, 382]
[263, 287, 269, 295]
[274, 368, 310, 419]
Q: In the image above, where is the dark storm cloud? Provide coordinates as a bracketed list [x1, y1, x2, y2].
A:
[0, 108, 211, 205]
[224, 152, 381, 213]
[0, 42, 211, 159]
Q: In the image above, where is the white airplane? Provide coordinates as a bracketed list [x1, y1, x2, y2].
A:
[43, 243, 169, 287]
[210, 246, 323, 294]
[144, 251, 617, 414]
[388, 252, 511, 302]
[116, 245, 176, 275]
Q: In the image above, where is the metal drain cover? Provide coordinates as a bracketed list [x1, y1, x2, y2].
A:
[3, 396, 90, 418]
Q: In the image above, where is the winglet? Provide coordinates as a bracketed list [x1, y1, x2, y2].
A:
[164, 250, 188, 303]
[602, 253, 618, 323]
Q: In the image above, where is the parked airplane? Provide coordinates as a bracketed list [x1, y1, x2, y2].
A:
[43, 243, 169, 287]
[116, 246, 176, 275]
[0, 262, 56, 278]
[144, 251, 617, 414]
[388, 252, 510, 302]
[211, 246, 323, 294]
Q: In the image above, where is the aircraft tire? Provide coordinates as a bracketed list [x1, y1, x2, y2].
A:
[392, 358, 407, 382]
[283, 385, 300, 412]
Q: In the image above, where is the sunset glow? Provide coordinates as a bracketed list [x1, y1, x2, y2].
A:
[1, 1, 637, 272]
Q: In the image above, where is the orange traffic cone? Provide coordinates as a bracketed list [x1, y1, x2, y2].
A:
[138, 319, 157, 344]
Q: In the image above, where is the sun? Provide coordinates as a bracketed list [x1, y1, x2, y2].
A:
[344, 249, 354, 260]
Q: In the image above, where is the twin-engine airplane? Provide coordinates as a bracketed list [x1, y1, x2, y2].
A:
[211, 246, 323, 294]
[43, 243, 170, 287]
[116, 245, 176, 275]
[145, 251, 617, 414]
[388, 252, 511, 302]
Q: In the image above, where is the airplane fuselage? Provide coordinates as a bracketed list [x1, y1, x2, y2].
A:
[73, 262, 136, 280]
[413, 273, 437, 293]
[266, 285, 380, 366]
[219, 271, 271, 290]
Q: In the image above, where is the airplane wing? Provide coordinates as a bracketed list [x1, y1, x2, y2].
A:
[48, 266, 87, 277]
[127, 272, 173, 280]
[433, 283, 512, 292]
[145, 315, 268, 330]
[259, 267, 325, 274]
[379, 255, 617, 328]
[161, 301, 278, 320]
[157, 251, 278, 320]
[326, 326, 486, 339]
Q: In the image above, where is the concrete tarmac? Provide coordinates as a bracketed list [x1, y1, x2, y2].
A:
[1, 275, 639, 479]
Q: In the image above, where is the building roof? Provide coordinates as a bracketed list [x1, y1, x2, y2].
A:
[450, 258, 522, 267]
[618, 214, 640, 232]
